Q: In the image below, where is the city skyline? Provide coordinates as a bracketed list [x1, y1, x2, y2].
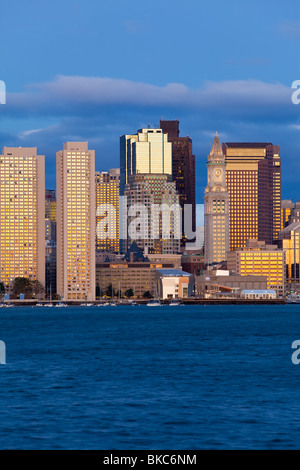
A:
[0, 1, 299, 202]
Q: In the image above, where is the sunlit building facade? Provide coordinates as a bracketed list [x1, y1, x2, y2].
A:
[95, 169, 120, 253]
[223, 143, 281, 251]
[56, 142, 95, 301]
[278, 222, 300, 293]
[227, 239, 285, 296]
[120, 128, 172, 194]
[0, 147, 45, 289]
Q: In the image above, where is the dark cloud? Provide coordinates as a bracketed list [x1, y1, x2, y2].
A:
[0, 75, 299, 201]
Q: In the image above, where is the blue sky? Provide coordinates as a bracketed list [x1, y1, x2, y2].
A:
[0, 0, 300, 209]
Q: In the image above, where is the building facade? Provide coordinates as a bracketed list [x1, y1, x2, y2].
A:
[223, 142, 281, 251]
[195, 270, 267, 296]
[56, 142, 95, 301]
[0, 147, 45, 290]
[227, 239, 285, 296]
[156, 269, 194, 299]
[278, 221, 300, 293]
[120, 128, 172, 195]
[95, 168, 120, 253]
[160, 120, 196, 241]
[123, 173, 181, 254]
[204, 134, 229, 265]
[45, 189, 56, 222]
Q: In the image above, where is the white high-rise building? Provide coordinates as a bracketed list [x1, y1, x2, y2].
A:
[56, 142, 95, 301]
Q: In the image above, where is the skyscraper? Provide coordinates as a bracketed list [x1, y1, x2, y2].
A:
[204, 134, 229, 265]
[95, 168, 120, 253]
[123, 173, 181, 255]
[223, 142, 281, 251]
[120, 128, 172, 195]
[160, 120, 196, 240]
[56, 142, 95, 301]
[0, 147, 45, 290]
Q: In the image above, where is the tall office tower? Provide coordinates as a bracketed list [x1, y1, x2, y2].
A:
[95, 168, 120, 253]
[204, 134, 229, 265]
[120, 128, 172, 195]
[56, 142, 95, 301]
[45, 189, 56, 222]
[160, 120, 196, 241]
[0, 147, 45, 289]
[123, 174, 181, 254]
[222, 142, 281, 251]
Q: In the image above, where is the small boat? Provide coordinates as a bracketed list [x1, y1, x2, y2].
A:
[45, 303, 54, 308]
[86, 303, 93, 307]
[147, 300, 161, 307]
[4, 303, 14, 308]
[36, 303, 44, 307]
[286, 295, 300, 304]
[55, 302, 68, 308]
[110, 302, 117, 307]
[169, 300, 180, 306]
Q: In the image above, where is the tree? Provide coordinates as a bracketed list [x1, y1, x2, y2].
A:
[143, 290, 153, 299]
[124, 288, 134, 298]
[12, 277, 32, 297]
[32, 280, 45, 299]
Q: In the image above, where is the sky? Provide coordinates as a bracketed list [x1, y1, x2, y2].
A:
[0, 0, 300, 214]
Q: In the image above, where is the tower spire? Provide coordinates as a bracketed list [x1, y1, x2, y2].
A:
[210, 132, 223, 157]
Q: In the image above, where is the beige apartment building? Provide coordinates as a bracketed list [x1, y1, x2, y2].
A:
[0, 147, 45, 290]
[56, 142, 95, 301]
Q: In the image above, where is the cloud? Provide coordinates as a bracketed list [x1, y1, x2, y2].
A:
[1, 75, 300, 200]
[278, 20, 300, 39]
[5, 75, 295, 119]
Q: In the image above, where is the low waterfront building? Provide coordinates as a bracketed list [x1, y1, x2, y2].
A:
[155, 269, 193, 300]
[96, 243, 183, 298]
[240, 289, 277, 300]
[195, 269, 267, 297]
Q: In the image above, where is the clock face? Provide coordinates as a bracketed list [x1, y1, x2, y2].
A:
[215, 169, 221, 177]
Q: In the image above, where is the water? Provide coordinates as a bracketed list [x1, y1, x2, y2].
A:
[1, 304, 300, 449]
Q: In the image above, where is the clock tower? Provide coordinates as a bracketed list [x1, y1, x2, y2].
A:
[204, 133, 229, 265]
